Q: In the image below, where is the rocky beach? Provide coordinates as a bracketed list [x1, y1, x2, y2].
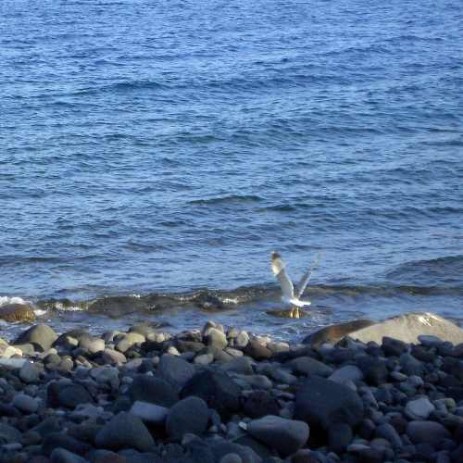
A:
[0, 311, 462, 463]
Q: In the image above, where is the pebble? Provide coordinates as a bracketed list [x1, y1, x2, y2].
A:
[1, 317, 463, 463]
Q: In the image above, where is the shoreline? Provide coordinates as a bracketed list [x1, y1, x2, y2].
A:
[0, 313, 462, 462]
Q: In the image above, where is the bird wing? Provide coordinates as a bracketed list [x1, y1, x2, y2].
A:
[296, 252, 321, 298]
[271, 253, 295, 300]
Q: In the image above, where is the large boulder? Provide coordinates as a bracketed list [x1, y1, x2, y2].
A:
[348, 312, 463, 345]
[0, 303, 36, 323]
[294, 377, 364, 431]
[302, 320, 374, 347]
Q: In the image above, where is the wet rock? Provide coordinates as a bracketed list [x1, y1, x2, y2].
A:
[0, 303, 36, 323]
[181, 370, 241, 418]
[95, 411, 155, 451]
[15, 324, 58, 351]
[294, 377, 364, 431]
[166, 396, 210, 440]
[246, 415, 309, 457]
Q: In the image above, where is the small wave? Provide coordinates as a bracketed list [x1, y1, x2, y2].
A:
[386, 256, 463, 287]
[188, 195, 263, 206]
[31, 281, 463, 319]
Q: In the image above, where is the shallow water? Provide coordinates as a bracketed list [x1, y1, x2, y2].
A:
[1, 0, 462, 339]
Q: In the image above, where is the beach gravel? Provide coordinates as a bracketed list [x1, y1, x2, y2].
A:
[0, 312, 463, 462]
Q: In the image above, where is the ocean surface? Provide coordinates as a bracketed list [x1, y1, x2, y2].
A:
[1, 0, 462, 341]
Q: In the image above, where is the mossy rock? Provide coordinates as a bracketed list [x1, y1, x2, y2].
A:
[0, 304, 36, 323]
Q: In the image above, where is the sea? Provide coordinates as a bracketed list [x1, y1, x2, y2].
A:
[1, 0, 462, 342]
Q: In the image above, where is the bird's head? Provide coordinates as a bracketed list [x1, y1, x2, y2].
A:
[271, 251, 281, 260]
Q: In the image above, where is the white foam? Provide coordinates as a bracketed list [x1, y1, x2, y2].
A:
[0, 296, 29, 307]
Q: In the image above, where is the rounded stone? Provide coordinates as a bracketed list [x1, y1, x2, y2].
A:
[407, 420, 451, 446]
[15, 324, 58, 351]
[95, 411, 155, 451]
[247, 415, 309, 457]
[166, 396, 210, 440]
[12, 393, 39, 413]
[158, 354, 196, 388]
[405, 397, 436, 420]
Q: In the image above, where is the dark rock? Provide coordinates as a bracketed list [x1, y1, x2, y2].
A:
[0, 423, 22, 444]
[42, 433, 92, 456]
[407, 420, 451, 446]
[328, 422, 352, 453]
[128, 375, 178, 407]
[183, 438, 215, 463]
[166, 396, 210, 440]
[49, 448, 89, 463]
[382, 337, 408, 357]
[181, 370, 241, 418]
[176, 340, 206, 353]
[411, 345, 436, 363]
[210, 440, 262, 463]
[375, 423, 402, 450]
[15, 324, 58, 351]
[95, 412, 155, 451]
[294, 377, 364, 431]
[157, 354, 196, 389]
[247, 415, 309, 457]
[47, 381, 94, 409]
[0, 303, 36, 323]
[399, 353, 425, 376]
[286, 357, 333, 377]
[242, 391, 280, 418]
[356, 356, 388, 386]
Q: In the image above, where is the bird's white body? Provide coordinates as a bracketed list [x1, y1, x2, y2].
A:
[271, 251, 319, 317]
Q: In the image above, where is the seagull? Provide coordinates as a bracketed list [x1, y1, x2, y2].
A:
[271, 251, 320, 318]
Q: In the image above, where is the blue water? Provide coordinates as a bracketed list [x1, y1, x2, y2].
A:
[1, 0, 462, 337]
